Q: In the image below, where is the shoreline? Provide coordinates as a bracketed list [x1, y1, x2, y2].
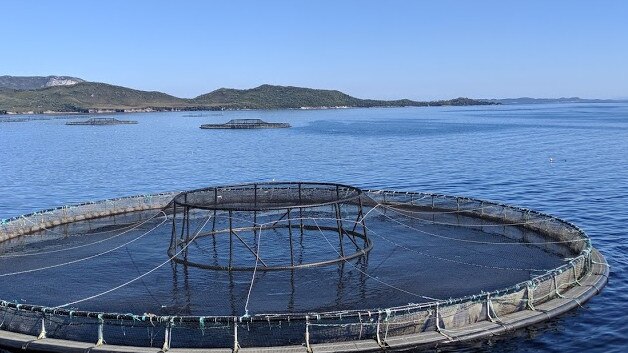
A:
[4, 100, 628, 117]
[0, 104, 472, 116]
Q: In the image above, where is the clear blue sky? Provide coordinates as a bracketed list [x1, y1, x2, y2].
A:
[1, 0, 626, 100]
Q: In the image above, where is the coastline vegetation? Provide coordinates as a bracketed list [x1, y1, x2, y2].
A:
[0, 78, 496, 114]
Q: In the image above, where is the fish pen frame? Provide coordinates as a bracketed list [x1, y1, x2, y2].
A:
[0, 187, 608, 351]
[168, 182, 373, 271]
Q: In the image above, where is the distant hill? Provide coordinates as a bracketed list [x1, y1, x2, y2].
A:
[193, 85, 494, 109]
[0, 82, 189, 113]
[492, 97, 627, 105]
[0, 76, 495, 114]
[0, 75, 84, 90]
[193, 85, 363, 109]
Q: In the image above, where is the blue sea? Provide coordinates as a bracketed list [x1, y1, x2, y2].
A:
[0, 104, 626, 352]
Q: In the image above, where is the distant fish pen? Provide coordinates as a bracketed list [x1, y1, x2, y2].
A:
[0, 115, 82, 123]
[182, 113, 223, 118]
[200, 119, 290, 129]
[66, 117, 138, 125]
[0, 182, 607, 352]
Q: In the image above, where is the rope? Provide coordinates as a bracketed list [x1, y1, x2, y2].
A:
[434, 304, 452, 340]
[310, 217, 440, 302]
[305, 316, 313, 353]
[365, 223, 550, 272]
[37, 317, 46, 339]
[230, 212, 551, 272]
[1, 211, 167, 258]
[379, 202, 549, 228]
[375, 315, 384, 347]
[371, 207, 586, 245]
[125, 247, 163, 308]
[55, 215, 211, 308]
[252, 212, 553, 273]
[526, 282, 536, 311]
[243, 225, 263, 318]
[96, 315, 105, 346]
[17, 207, 162, 237]
[0, 213, 168, 278]
[0, 190, 594, 336]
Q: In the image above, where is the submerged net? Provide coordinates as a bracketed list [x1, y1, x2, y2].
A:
[0, 183, 593, 350]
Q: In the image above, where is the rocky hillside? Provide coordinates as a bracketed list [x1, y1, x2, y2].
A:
[0, 75, 84, 90]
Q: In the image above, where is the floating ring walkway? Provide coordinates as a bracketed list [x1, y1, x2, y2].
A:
[0, 183, 607, 352]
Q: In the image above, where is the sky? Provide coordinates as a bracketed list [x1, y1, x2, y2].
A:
[1, 0, 627, 100]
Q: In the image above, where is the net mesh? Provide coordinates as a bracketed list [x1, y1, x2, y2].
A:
[0, 184, 594, 349]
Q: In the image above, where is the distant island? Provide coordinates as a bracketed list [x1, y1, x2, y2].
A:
[490, 97, 627, 105]
[0, 75, 495, 114]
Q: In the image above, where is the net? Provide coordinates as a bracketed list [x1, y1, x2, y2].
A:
[0, 183, 599, 351]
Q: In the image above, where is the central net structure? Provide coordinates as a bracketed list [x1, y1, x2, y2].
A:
[0, 182, 604, 352]
[168, 182, 371, 271]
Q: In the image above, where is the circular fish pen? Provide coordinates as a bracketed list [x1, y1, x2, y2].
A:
[65, 117, 138, 125]
[200, 119, 291, 129]
[169, 183, 371, 271]
[0, 182, 608, 352]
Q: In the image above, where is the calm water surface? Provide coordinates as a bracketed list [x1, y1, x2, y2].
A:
[0, 104, 626, 352]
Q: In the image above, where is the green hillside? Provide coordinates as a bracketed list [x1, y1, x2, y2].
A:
[0, 79, 495, 114]
[0, 82, 190, 113]
[192, 84, 364, 109]
[192, 85, 494, 109]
